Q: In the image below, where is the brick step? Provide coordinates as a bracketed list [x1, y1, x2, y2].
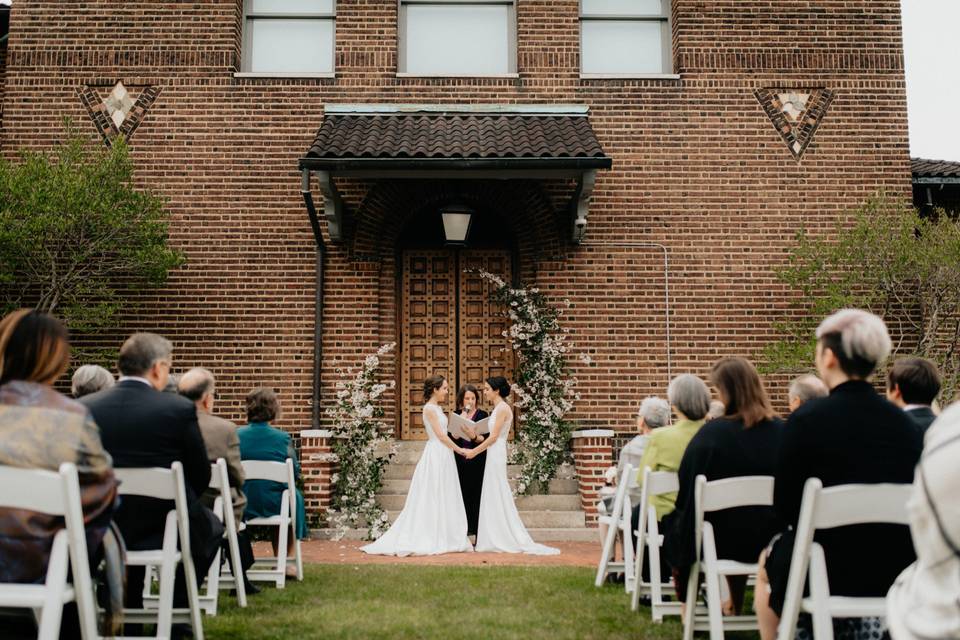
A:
[310, 526, 598, 543]
[379, 477, 579, 495]
[386, 509, 585, 528]
[376, 493, 582, 511]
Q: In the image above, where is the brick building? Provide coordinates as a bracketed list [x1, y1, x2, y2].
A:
[0, 1, 912, 527]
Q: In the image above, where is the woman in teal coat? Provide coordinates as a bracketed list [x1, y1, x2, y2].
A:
[238, 387, 308, 551]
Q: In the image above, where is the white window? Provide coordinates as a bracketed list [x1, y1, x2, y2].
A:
[242, 0, 335, 75]
[399, 0, 517, 76]
[580, 0, 673, 76]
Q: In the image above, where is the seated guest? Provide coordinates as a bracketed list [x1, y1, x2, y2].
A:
[0, 309, 118, 637]
[630, 375, 711, 548]
[70, 364, 115, 399]
[238, 388, 307, 566]
[886, 357, 941, 437]
[887, 402, 960, 640]
[82, 333, 220, 636]
[786, 373, 828, 413]
[662, 357, 784, 615]
[756, 310, 923, 640]
[619, 396, 671, 478]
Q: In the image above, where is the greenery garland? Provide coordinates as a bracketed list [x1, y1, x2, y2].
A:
[477, 270, 588, 495]
[326, 343, 397, 540]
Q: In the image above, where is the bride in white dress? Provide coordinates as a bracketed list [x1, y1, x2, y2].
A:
[361, 375, 474, 556]
[466, 376, 559, 555]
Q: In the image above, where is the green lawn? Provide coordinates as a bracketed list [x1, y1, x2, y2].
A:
[204, 564, 691, 639]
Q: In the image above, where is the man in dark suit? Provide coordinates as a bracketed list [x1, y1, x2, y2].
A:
[755, 310, 924, 640]
[82, 333, 220, 636]
[886, 356, 941, 437]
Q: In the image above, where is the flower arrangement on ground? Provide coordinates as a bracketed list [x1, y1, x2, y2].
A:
[326, 343, 397, 540]
[475, 270, 589, 495]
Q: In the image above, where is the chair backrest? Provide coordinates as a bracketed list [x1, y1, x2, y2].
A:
[693, 474, 775, 554]
[611, 464, 634, 517]
[115, 462, 193, 563]
[646, 469, 680, 496]
[241, 459, 291, 484]
[208, 459, 226, 491]
[777, 478, 913, 640]
[0, 465, 67, 515]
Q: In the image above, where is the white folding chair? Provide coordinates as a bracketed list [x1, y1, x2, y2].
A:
[241, 458, 303, 588]
[0, 463, 99, 640]
[777, 479, 912, 640]
[197, 459, 247, 614]
[682, 474, 776, 640]
[629, 467, 696, 622]
[595, 464, 635, 589]
[115, 462, 204, 640]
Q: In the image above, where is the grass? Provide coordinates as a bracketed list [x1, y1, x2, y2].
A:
[203, 564, 692, 639]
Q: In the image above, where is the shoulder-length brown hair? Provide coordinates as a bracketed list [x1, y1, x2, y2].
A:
[246, 387, 280, 423]
[709, 357, 776, 428]
[0, 309, 70, 386]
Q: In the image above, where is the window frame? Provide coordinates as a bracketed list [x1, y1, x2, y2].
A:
[578, 0, 676, 79]
[239, 0, 337, 78]
[397, 0, 519, 77]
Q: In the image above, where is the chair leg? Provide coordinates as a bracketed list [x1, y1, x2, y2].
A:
[682, 564, 699, 640]
[36, 533, 69, 640]
[227, 528, 248, 607]
[156, 558, 177, 639]
[621, 521, 635, 594]
[275, 518, 290, 589]
[595, 517, 619, 587]
[294, 536, 304, 582]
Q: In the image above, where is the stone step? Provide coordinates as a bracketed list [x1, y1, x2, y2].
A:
[386, 445, 537, 465]
[376, 493, 582, 511]
[309, 526, 599, 543]
[386, 509, 585, 528]
[383, 463, 522, 480]
[379, 477, 579, 495]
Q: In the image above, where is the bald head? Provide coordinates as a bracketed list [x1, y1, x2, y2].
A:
[178, 367, 215, 413]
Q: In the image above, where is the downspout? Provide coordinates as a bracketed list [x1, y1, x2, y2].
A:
[577, 240, 672, 386]
[302, 169, 325, 429]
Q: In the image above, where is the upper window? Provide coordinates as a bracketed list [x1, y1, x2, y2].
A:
[580, 0, 673, 76]
[399, 0, 517, 76]
[242, 0, 336, 75]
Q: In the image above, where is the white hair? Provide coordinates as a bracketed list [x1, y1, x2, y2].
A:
[637, 396, 671, 429]
[788, 374, 829, 404]
[667, 374, 712, 421]
[816, 309, 892, 369]
[71, 364, 115, 398]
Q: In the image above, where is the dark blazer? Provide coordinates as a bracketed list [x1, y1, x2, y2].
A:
[663, 416, 784, 594]
[774, 380, 923, 598]
[905, 406, 936, 438]
[81, 379, 211, 550]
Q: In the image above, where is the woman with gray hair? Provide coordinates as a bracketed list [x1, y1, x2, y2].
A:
[70, 364, 115, 398]
[619, 396, 671, 475]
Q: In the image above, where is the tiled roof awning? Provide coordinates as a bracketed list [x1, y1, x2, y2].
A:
[912, 158, 960, 183]
[298, 105, 612, 244]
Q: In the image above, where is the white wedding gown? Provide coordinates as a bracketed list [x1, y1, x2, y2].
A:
[361, 404, 473, 556]
[475, 402, 560, 555]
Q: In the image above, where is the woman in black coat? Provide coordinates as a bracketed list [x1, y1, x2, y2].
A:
[448, 384, 488, 537]
[661, 356, 785, 615]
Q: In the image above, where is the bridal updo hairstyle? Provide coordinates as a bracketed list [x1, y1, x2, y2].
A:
[486, 376, 511, 398]
[423, 374, 445, 401]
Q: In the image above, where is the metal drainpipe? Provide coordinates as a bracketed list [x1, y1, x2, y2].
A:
[577, 240, 672, 385]
[312, 246, 324, 429]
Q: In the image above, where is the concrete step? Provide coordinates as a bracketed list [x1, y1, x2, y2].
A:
[379, 477, 579, 495]
[384, 463, 522, 480]
[310, 526, 599, 543]
[376, 493, 582, 511]
[386, 509, 585, 528]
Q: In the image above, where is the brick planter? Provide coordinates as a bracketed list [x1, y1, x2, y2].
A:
[570, 429, 614, 527]
[299, 429, 337, 525]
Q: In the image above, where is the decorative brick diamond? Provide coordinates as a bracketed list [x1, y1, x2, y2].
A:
[77, 83, 162, 146]
[755, 87, 836, 161]
[103, 82, 135, 129]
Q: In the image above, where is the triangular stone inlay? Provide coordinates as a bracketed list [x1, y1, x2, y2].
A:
[755, 87, 835, 160]
[77, 82, 162, 146]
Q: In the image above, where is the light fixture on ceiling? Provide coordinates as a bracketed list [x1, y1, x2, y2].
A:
[440, 205, 473, 246]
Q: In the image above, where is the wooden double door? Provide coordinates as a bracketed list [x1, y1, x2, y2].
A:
[400, 249, 513, 439]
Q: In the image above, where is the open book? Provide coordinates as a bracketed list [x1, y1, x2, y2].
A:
[448, 412, 491, 441]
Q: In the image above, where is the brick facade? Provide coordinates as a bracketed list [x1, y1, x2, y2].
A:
[1, 2, 911, 518]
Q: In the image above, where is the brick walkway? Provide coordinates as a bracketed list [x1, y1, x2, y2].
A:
[256, 540, 600, 567]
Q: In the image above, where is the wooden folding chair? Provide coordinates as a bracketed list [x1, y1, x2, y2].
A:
[682, 474, 775, 640]
[115, 462, 204, 640]
[595, 464, 635, 588]
[197, 458, 247, 614]
[629, 467, 693, 622]
[777, 478, 912, 640]
[0, 463, 99, 640]
[241, 458, 304, 588]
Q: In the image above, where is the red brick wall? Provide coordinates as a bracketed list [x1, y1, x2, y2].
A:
[1, 1, 912, 442]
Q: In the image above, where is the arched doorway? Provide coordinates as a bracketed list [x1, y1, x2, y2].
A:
[396, 203, 516, 439]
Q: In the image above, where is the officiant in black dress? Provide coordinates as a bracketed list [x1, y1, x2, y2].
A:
[449, 384, 488, 537]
